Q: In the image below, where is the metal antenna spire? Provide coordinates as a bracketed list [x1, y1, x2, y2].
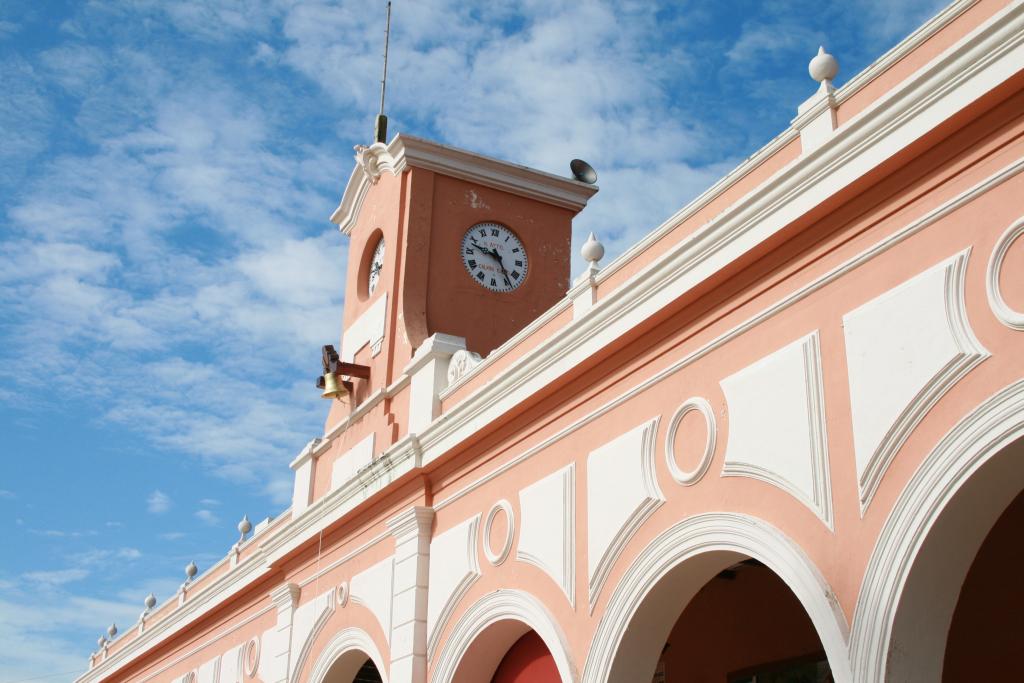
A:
[374, 1, 392, 144]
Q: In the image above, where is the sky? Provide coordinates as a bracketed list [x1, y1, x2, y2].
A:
[0, 0, 948, 680]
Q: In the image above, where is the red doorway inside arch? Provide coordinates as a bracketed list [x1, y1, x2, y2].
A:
[490, 631, 559, 683]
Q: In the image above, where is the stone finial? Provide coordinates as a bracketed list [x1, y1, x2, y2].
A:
[97, 635, 106, 649]
[809, 46, 839, 87]
[581, 232, 605, 271]
[144, 593, 157, 610]
[237, 514, 252, 539]
[107, 623, 117, 638]
[185, 560, 198, 581]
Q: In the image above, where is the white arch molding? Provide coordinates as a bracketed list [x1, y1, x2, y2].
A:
[308, 627, 389, 683]
[986, 216, 1024, 330]
[430, 589, 577, 683]
[581, 512, 852, 683]
[850, 380, 1024, 682]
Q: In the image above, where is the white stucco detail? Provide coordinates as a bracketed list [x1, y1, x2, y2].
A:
[517, 464, 575, 605]
[721, 331, 832, 526]
[331, 432, 376, 492]
[289, 589, 335, 681]
[986, 216, 1024, 330]
[405, 334, 466, 434]
[350, 556, 395, 645]
[196, 656, 219, 683]
[341, 293, 387, 362]
[844, 250, 988, 511]
[220, 644, 243, 683]
[426, 515, 481, 657]
[587, 418, 664, 608]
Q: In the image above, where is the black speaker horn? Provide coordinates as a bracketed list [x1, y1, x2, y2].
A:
[570, 159, 598, 184]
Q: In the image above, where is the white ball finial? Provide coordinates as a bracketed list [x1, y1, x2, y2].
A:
[237, 514, 252, 537]
[107, 623, 117, 638]
[97, 635, 107, 649]
[185, 560, 198, 580]
[144, 593, 157, 610]
[581, 232, 605, 268]
[809, 45, 839, 84]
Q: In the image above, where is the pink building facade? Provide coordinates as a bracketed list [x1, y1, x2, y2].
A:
[79, 1, 1024, 681]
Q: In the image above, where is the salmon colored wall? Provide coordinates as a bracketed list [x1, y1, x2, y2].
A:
[661, 564, 825, 682]
[943, 489, 1024, 681]
[489, 632, 560, 683]
[424, 174, 575, 356]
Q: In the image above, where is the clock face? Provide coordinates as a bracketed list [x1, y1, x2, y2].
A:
[461, 223, 528, 292]
[367, 237, 385, 296]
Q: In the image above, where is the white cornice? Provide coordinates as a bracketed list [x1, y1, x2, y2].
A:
[587, 0, 977, 289]
[416, 1, 1024, 465]
[330, 134, 599, 234]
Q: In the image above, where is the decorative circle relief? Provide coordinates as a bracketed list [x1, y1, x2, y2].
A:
[242, 637, 260, 678]
[665, 397, 717, 486]
[482, 499, 515, 566]
[987, 217, 1024, 330]
[336, 582, 349, 607]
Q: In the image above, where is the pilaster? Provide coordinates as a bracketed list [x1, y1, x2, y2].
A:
[404, 334, 466, 433]
[386, 506, 435, 683]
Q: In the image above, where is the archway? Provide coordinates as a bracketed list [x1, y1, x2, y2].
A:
[850, 382, 1024, 682]
[583, 513, 850, 683]
[430, 589, 576, 683]
[308, 628, 389, 683]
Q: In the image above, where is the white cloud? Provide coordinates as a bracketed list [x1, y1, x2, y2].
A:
[0, 489, 14, 499]
[146, 490, 171, 514]
[194, 509, 220, 526]
[22, 568, 90, 588]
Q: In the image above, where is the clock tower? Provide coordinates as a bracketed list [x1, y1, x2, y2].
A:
[324, 134, 597, 421]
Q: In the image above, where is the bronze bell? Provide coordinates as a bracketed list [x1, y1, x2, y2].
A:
[319, 373, 351, 401]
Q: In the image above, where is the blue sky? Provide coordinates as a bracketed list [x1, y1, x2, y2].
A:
[0, 0, 946, 680]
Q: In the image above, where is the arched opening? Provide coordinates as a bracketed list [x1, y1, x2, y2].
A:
[431, 589, 575, 683]
[584, 514, 850, 683]
[944, 489, 1024, 680]
[659, 559, 831, 682]
[882, 435, 1024, 681]
[322, 653, 384, 683]
[490, 631, 560, 683]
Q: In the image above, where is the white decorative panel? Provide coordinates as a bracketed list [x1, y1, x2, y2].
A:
[258, 626, 283, 683]
[517, 463, 575, 606]
[289, 588, 335, 679]
[844, 250, 988, 510]
[350, 556, 394, 644]
[427, 515, 481, 655]
[220, 644, 243, 683]
[331, 432, 375, 491]
[341, 292, 387, 361]
[721, 332, 832, 526]
[587, 418, 663, 607]
[196, 656, 219, 683]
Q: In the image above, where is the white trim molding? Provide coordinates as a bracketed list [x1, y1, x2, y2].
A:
[986, 216, 1024, 330]
[482, 500, 515, 566]
[517, 463, 576, 607]
[331, 135, 598, 233]
[427, 516, 482, 658]
[721, 332, 833, 527]
[665, 397, 717, 486]
[429, 589, 577, 683]
[308, 627, 390, 683]
[587, 418, 664, 609]
[581, 512, 851, 683]
[849, 380, 1024, 683]
[843, 250, 989, 513]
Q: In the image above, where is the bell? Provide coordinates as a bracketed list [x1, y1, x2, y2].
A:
[319, 373, 350, 400]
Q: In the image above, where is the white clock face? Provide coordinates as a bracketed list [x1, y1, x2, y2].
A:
[367, 237, 385, 295]
[461, 223, 528, 292]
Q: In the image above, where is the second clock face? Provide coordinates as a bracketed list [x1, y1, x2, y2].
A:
[460, 223, 528, 293]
